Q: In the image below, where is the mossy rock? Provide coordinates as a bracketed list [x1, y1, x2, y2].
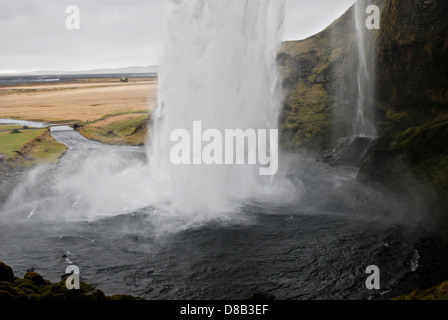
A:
[0, 284, 28, 300]
[107, 294, 144, 301]
[0, 290, 15, 300]
[394, 280, 448, 300]
[64, 289, 89, 300]
[27, 293, 43, 300]
[0, 284, 23, 297]
[0, 261, 144, 300]
[41, 292, 59, 301]
[49, 282, 70, 295]
[79, 280, 96, 293]
[87, 289, 106, 301]
[0, 262, 15, 282]
[24, 271, 47, 286]
[16, 279, 41, 294]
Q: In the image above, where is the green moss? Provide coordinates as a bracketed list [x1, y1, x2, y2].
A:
[0, 290, 14, 300]
[27, 293, 43, 300]
[280, 81, 332, 151]
[87, 289, 106, 300]
[107, 294, 144, 301]
[16, 280, 41, 294]
[49, 282, 68, 294]
[358, 118, 448, 232]
[0, 261, 144, 300]
[24, 272, 47, 286]
[394, 281, 448, 300]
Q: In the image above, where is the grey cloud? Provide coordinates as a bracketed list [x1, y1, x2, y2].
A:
[0, 0, 356, 73]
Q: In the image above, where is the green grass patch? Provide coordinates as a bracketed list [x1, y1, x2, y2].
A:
[0, 126, 44, 157]
[0, 126, 67, 170]
[0, 125, 27, 132]
[79, 112, 150, 146]
[27, 135, 68, 165]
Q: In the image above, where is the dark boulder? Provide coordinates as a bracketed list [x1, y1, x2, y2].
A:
[0, 261, 15, 282]
[24, 271, 47, 286]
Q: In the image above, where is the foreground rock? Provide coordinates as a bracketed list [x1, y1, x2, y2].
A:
[394, 281, 448, 300]
[0, 261, 143, 300]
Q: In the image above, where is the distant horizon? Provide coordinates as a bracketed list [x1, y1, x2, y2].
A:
[0, 65, 159, 76]
[1, 0, 357, 74]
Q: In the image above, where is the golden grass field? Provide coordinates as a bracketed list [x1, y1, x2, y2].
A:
[0, 77, 157, 169]
[0, 78, 158, 122]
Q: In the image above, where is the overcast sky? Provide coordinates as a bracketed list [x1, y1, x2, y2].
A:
[0, 0, 356, 74]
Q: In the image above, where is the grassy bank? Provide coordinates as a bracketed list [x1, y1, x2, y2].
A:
[77, 111, 150, 146]
[0, 125, 67, 171]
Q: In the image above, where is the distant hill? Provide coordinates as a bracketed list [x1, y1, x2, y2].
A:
[3, 66, 158, 76]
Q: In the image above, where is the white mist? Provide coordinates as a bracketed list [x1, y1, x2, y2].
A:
[147, 0, 294, 216]
[354, 0, 377, 138]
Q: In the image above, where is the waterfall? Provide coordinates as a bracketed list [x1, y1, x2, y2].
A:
[354, 0, 377, 138]
[146, 0, 292, 215]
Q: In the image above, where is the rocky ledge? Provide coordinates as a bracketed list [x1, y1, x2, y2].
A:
[0, 261, 143, 301]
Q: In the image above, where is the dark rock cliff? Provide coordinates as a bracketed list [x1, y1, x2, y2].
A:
[278, 0, 383, 154]
[358, 0, 448, 231]
[279, 0, 448, 232]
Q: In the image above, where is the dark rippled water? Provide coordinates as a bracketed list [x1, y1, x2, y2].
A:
[0, 128, 423, 300]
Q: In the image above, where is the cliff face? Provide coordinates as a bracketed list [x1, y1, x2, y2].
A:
[358, 0, 448, 230]
[279, 0, 448, 230]
[375, 0, 448, 129]
[278, 0, 382, 154]
[274, 0, 448, 298]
